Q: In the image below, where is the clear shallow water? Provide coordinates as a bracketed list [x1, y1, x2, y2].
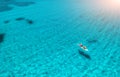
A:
[0, 0, 120, 77]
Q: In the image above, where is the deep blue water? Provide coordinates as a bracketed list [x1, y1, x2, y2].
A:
[0, 0, 120, 77]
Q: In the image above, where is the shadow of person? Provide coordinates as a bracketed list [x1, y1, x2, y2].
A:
[78, 49, 91, 60]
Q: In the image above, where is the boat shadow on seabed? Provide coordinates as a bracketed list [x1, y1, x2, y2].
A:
[78, 49, 91, 60]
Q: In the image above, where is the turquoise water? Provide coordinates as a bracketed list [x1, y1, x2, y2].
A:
[0, 0, 120, 77]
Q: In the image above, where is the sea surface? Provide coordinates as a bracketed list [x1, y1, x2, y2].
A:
[0, 0, 120, 77]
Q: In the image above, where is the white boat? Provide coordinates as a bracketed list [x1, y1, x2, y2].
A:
[80, 46, 88, 51]
[78, 43, 89, 51]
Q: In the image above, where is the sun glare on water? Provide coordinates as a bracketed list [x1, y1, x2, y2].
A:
[104, 0, 120, 7]
[115, 0, 120, 2]
[89, 0, 120, 13]
[74, 0, 120, 18]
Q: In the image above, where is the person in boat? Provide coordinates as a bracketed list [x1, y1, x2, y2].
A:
[80, 43, 83, 47]
[79, 43, 88, 50]
[83, 46, 87, 49]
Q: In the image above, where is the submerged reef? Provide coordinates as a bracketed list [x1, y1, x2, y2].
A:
[4, 20, 10, 24]
[0, 33, 5, 43]
[15, 17, 25, 21]
[3, 17, 34, 25]
[0, 5, 13, 12]
[25, 19, 34, 24]
[0, 0, 35, 12]
[86, 39, 98, 43]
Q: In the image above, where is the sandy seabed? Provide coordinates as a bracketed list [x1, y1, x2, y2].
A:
[0, 0, 120, 77]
